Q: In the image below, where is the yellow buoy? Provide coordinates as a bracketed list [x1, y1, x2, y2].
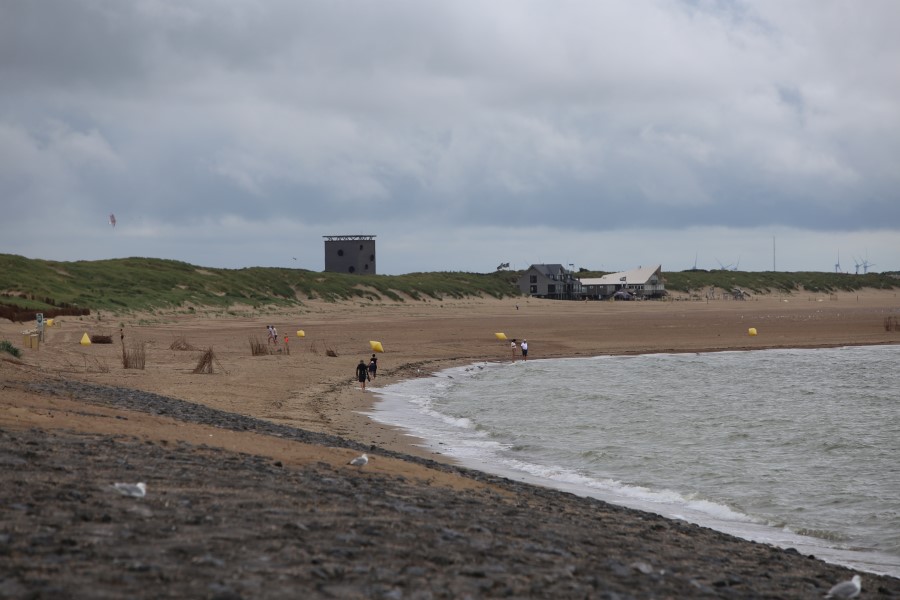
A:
[45, 318, 54, 327]
[748, 328, 758, 336]
[80, 332, 91, 345]
[370, 340, 384, 353]
[296, 330, 305, 337]
[494, 332, 508, 340]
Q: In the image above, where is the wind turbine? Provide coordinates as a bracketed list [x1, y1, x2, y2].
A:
[835, 251, 842, 274]
[862, 258, 875, 274]
[853, 256, 863, 275]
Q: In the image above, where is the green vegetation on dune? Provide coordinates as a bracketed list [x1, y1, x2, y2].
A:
[0, 254, 521, 314]
[662, 270, 899, 295]
[0, 254, 896, 316]
[0, 340, 23, 358]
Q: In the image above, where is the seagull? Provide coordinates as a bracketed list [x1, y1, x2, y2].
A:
[112, 482, 147, 497]
[348, 453, 368, 468]
[825, 574, 861, 599]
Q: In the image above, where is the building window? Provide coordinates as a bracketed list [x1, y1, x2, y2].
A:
[370, 254, 375, 261]
[548, 284, 556, 294]
[529, 275, 537, 283]
[348, 266, 355, 273]
[337, 249, 344, 257]
[530, 285, 537, 294]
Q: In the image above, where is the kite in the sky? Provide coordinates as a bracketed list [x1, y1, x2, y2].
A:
[109, 213, 116, 227]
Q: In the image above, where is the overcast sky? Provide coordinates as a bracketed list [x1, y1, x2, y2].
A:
[1, 1, 898, 275]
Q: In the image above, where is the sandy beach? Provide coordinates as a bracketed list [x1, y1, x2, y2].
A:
[2, 290, 900, 597]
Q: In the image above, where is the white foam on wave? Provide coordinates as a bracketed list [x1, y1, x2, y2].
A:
[367, 363, 494, 443]
[468, 450, 762, 528]
[373, 370, 763, 531]
[449, 443, 900, 575]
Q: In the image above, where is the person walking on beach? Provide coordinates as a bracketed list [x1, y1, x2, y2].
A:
[510, 339, 517, 361]
[368, 354, 378, 379]
[520, 339, 528, 361]
[356, 359, 371, 392]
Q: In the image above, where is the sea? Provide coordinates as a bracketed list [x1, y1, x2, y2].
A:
[369, 345, 900, 577]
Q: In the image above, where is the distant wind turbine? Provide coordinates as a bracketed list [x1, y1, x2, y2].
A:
[862, 259, 875, 274]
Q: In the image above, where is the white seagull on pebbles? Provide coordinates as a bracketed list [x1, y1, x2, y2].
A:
[825, 574, 861, 599]
[112, 482, 147, 497]
[348, 453, 369, 468]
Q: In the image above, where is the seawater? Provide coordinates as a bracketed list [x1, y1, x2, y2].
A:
[369, 345, 900, 577]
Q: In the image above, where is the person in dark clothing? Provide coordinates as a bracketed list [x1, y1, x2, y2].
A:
[368, 354, 378, 379]
[356, 359, 371, 391]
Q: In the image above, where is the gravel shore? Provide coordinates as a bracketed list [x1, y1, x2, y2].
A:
[3, 378, 899, 599]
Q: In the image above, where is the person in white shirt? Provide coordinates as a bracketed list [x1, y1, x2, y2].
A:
[520, 339, 528, 361]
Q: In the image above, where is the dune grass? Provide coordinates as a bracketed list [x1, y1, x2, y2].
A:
[1, 254, 896, 316]
[0, 254, 521, 313]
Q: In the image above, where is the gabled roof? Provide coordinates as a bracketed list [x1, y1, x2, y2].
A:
[580, 265, 662, 286]
[527, 263, 568, 276]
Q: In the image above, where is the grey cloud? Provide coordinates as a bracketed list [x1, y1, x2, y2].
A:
[1, 0, 898, 272]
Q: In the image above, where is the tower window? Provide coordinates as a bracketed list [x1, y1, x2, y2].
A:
[337, 249, 344, 257]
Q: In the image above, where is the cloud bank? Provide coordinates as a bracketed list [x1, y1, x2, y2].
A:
[1, 0, 898, 273]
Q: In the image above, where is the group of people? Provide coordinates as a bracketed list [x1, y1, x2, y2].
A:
[356, 354, 378, 391]
[267, 324, 380, 390]
[510, 338, 528, 361]
[354, 338, 530, 393]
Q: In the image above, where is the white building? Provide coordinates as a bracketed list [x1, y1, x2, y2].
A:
[580, 265, 665, 300]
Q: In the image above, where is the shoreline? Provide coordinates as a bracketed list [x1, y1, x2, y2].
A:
[366, 348, 900, 578]
[317, 291, 900, 463]
[3, 291, 900, 596]
[3, 290, 899, 462]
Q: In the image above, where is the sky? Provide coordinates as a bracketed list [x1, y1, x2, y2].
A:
[1, 0, 898, 275]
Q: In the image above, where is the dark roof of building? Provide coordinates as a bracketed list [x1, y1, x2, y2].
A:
[529, 263, 567, 276]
